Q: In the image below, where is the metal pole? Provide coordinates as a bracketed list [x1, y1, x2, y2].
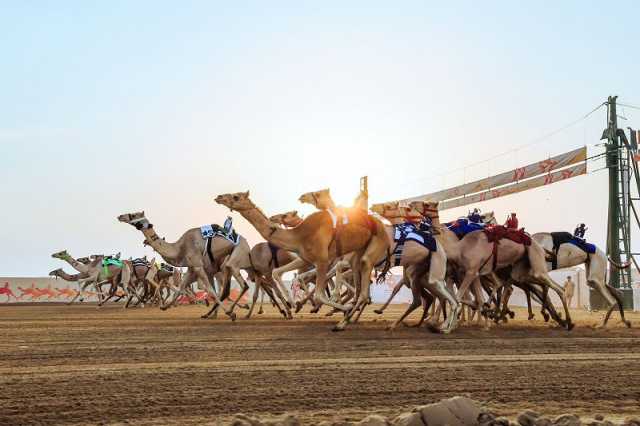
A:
[606, 96, 622, 288]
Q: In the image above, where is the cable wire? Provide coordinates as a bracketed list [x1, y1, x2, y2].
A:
[400, 102, 606, 187]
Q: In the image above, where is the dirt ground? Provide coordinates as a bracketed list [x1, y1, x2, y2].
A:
[1, 304, 639, 425]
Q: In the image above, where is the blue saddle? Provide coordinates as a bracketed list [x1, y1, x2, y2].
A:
[389, 222, 437, 266]
[569, 237, 596, 254]
[445, 218, 485, 239]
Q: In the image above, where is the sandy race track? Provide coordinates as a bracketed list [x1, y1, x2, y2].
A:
[1, 304, 639, 425]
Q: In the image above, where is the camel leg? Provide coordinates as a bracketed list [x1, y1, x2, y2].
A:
[412, 287, 436, 327]
[258, 287, 265, 314]
[533, 274, 573, 330]
[387, 268, 422, 331]
[194, 268, 234, 320]
[272, 258, 306, 309]
[245, 278, 262, 319]
[334, 241, 385, 331]
[524, 287, 535, 320]
[600, 283, 630, 328]
[225, 267, 251, 315]
[374, 277, 406, 315]
[314, 259, 353, 314]
[267, 278, 292, 319]
[472, 278, 490, 329]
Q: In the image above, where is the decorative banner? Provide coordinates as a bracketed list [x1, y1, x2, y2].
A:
[0, 276, 251, 304]
[401, 147, 587, 204]
[439, 162, 587, 210]
[0, 277, 101, 303]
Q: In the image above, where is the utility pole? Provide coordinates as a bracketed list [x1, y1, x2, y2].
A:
[606, 96, 622, 288]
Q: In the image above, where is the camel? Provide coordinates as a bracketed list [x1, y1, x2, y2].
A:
[0, 283, 17, 302]
[215, 191, 390, 331]
[51, 250, 91, 274]
[266, 210, 314, 310]
[299, 189, 460, 332]
[410, 200, 574, 330]
[50, 253, 128, 305]
[531, 232, 630, 328]
[117, 211, 252, 319]
[51, 251, 108, 303]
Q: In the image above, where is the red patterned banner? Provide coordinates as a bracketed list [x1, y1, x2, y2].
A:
[400, 147, 587, 205]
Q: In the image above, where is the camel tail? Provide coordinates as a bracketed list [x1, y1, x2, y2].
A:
[376, 250, 392, 285]
[608, 256, 631, 269]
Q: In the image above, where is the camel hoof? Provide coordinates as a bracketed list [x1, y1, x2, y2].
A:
[200, 314, 209, 319]
[258, 310, 264, 315]
[567, 322, 575, 331]
[426, 323, 443, 334]
[528, 314, 535, 320]
[295, 302, 303, 313]
[243, 314, 251, 320]
[324, 311, 334, 317]
[332, 324, 346, 332]
[625, 320, 632, 328]
[373, 309, 383, 315]
[227, 312, 237, 321]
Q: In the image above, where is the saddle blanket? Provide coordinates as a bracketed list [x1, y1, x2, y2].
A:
[390, 222, 437, 266]
[102, 258, 123, 268]
[200, 224, 240, 245]
[131, 258, 149, 268]
[446, 218, 485, 239]
[484, 225, 532, 246]
[550, 231, 596, 254]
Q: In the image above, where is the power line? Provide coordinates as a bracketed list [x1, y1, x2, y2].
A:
[618, 102, 640, 111]
[399, 102, 606, 187]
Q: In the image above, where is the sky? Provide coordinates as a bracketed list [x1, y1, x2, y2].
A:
[1, 1, 640, 276]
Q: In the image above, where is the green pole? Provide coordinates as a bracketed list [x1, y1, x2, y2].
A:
[606, 96, 621, 288]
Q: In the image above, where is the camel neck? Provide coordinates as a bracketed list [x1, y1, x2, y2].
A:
[140, 226, 182, 265]
[63, 255, 89, 274]
[241, 207, 299, 252]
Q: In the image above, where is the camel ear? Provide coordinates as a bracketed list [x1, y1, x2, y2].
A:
[244, 191, 249, 197]
[293, 210, 298, 216]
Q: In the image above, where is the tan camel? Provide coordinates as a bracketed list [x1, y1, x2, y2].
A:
[52, 250, 91, 274]
[532, 232, 630, 328]
[215, 191, 390, 331]
[410, 200, 574, 330]
[117, 211, 247, 319]
[267, 210, 313, 310]
[301, 191, 460, 332]
[49, 268, 96, 304]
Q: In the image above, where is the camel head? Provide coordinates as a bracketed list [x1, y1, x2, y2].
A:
[408, 201, 440, 219]
[269, 210, 303, 228]
[215, 191, 252, 211]
[77, 256, 91, 264]
[298, 188, 333, 209]
[118, 211, 150, 230]
[370, 201, 401, 218]
[51, 250, 69, 260]
[49, 268, 63, 278]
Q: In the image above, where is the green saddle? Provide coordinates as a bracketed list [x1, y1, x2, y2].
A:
[103, 258, 123, 268]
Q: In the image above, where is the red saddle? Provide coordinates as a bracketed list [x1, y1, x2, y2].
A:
[483, 225, 531, 246]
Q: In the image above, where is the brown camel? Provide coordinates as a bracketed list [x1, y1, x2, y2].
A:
[117, 211, 256, 319]
[301, 190, 460, 332]
[410, 200, 574, 330]
[215, 191, 390, 331]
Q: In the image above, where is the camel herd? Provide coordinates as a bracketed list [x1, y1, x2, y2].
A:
[49, 186, 632, 333]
